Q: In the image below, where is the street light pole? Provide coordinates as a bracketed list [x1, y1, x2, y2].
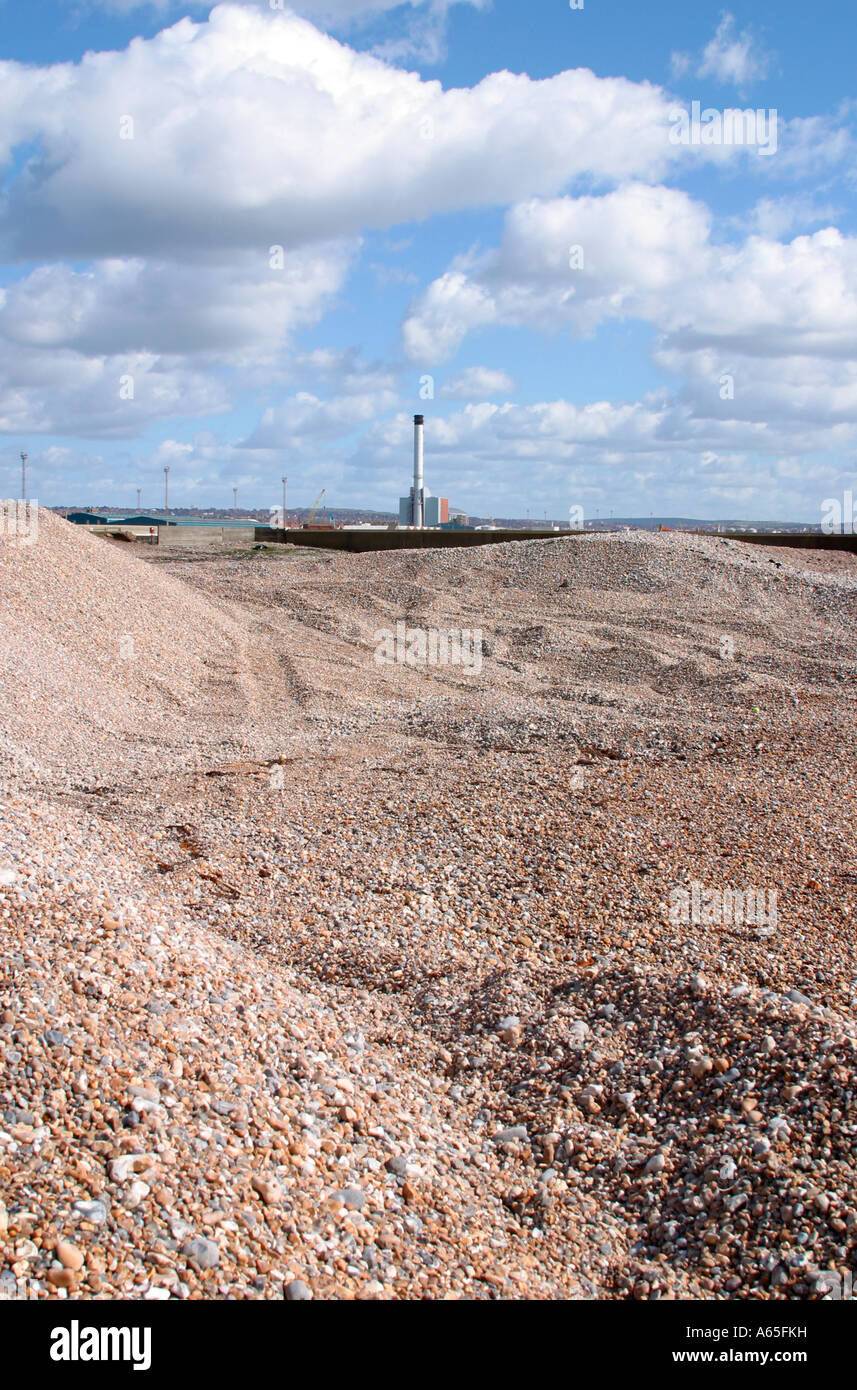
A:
[137, 487, 142, 512]
[282, 475, 287, 529]
[233, 486, 238, 519]
[20, 453, 28, 503]
[164, 466, 170, 514]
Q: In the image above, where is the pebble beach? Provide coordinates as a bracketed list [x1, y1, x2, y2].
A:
[1, 511, 856, 1300]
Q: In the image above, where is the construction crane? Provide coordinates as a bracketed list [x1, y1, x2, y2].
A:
[305, 488, 326, 527]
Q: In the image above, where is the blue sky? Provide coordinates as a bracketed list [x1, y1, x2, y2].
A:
[0, 0, 856, 519]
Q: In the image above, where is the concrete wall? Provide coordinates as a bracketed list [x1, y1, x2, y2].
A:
[75, 522, 258, 548]
[256, 526, 857, 556]
[158, 525, 258, 548]
[72, 524, 157, 543]
[257, 526, 567, 552]
[74, 520, 857, 557]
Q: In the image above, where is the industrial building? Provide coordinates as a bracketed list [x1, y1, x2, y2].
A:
[399, 415, 449, 528]
[66, 512, 171, 527]
[399, 494, 449, 527]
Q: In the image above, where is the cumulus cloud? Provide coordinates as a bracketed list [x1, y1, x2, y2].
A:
[403, 271, 498, 363]
[6, 381, 848, 518]
[0, 339, 231, 438]
[0, 244, 352, 360]
[403, 183, 714, 360]
[401, 396, 846, 460]
[659, 345, 857, 433]
[352, 394, 851, 521]
[655, 227, 857, 361]
[399, 187, 857, 498]
[0, 5, 718, 263]
[403, 186, 857, 368]
[0, 2, 852, 522]
[243, 367, 400, 447]
[0, 241, 353, 434]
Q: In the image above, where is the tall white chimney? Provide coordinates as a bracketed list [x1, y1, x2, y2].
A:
[413, 414, 424, 527]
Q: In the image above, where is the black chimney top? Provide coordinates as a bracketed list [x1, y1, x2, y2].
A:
[414, 414, 424, 425]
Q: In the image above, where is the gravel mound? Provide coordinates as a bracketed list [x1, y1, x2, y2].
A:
[1, 518, 855, 1300]
[0, 511, 250, 788]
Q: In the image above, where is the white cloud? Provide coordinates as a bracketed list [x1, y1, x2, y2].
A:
[403, 186, 857, 369]
[654, 227, 857, 361]
[763, 111, 855, 181]
[697, 13, 771, 86]
[741, 196, 843, 240]
[403, 183, 714, 360]
[0, 242, 353, 435]
[439, 366, 516, 399]
[400, 188, 857, 489]
[669, 51, 691, 81]
[351, 395, 852, 520]
[0, 1, 852, 523]
[672, 12, 772, 89]
[244, 371, 400, 447]
[403, 270, 497, 363]
[659, 345, 857, 433]
[0, 245, 352, 359]
[0, 5, 711, 264]
[0, 340, 231, 438]
[6, 387, 848, 519]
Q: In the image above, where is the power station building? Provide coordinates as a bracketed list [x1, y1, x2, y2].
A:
[398, 415, 449, 527]
[398, 493, 449, 527]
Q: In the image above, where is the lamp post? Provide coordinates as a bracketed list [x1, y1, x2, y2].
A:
[164, 466, 170, 514]
[282, 476, 287, 529]
[137, 487, 142, 512]
[233, 486, 238, 519]
[20, 453, 28, 503]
